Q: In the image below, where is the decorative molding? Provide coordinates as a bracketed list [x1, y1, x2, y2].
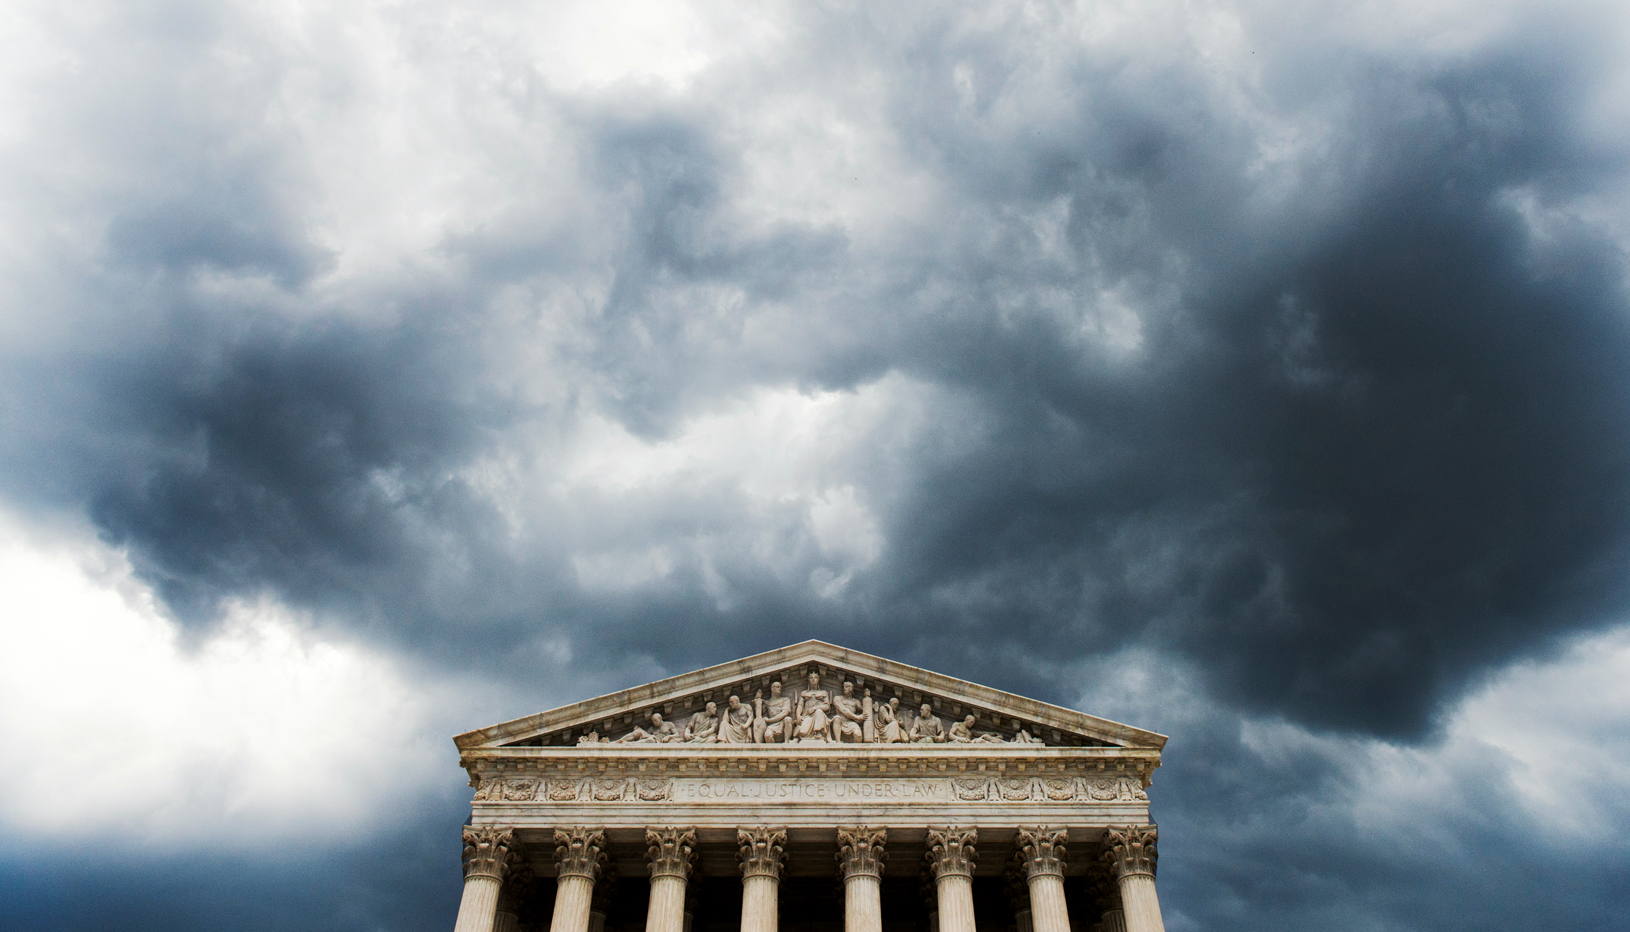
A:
[554, 827, 608, 881]
[836, 827, 888, 880]
[1016, 827, 1067, 879]
[737, 826, 788, 879]
[926, 826, 978, 879]
[646, 827, 698, 880]
[462, 826, 518, 882]
[473, 773, 1147, 805]
[1103, 825, 1157, 880]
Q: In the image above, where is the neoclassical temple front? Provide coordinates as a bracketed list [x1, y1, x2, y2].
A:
[451, 641, 1169, 932]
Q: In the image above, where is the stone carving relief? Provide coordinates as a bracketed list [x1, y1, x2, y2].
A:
[1103, 825, 1157, 880]
[474, 772, 1145, 804]
[557, 671, 1063, 747]
[738, 826, 788, 879]
[554, 827, 608, 881]
[925, 826, 978, 878]
[836, 826, 888, 879]
[1015, 826, 1067, 879]
[462, 826, 518, 881]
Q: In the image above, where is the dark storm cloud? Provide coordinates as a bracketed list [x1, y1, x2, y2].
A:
[3, 3, 1630, 931]
[4, 0, 1628, 743]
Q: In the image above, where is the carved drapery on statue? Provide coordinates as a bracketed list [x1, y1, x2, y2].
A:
[463, 827, 518, 882]
[1103, 825, 1157, 879]
[837, 827, 888, 879]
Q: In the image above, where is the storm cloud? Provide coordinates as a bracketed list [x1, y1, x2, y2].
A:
[1, 0, 1628, 930]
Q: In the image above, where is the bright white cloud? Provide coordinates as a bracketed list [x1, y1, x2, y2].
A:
[0, 509, 455, 848]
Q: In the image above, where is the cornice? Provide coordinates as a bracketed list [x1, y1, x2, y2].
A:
[453, 641, 1168, 752]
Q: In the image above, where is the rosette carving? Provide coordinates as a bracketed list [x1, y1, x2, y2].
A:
[1015, 827, 1067, 879]
[1102, 825, 1157, 880]
[646, 827, 698, 880]
[837, 826, 888, 880]
[554, 827, 609, 881]
[925, 826, 978, 879]
[738, 826, 788, 879]
[463, 826, 518, 882]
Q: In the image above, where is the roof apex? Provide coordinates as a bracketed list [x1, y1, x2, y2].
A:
[454, 639, 1167, 750]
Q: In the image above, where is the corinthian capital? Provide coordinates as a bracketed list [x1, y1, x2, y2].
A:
[554, 827, 609, 881]
[738, 826, 788, 879]
[837, 826, 888, 880]
[1102, 825, 1157, 880]
[925, 826, 978, 879]
[1016, 826, 1068, 879]
[462, 826, 518, 882]
[646, 827, 698, 880]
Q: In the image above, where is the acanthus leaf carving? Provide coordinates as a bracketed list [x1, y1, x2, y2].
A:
[836, 826, 887, 880]
[646, 827, 697, 880]
[462, 826, 518, 882]
[554, 827, 608, 881]
[1103, 825, 1157, 880]
[925, 826, 977, 879]
[738, 826, 788, 879]
[1015, 826, 1067, 879]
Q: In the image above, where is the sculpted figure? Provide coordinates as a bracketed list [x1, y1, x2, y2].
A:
[908, 703, 946, 743]
[832, 681, 866, 742]
[616, 712, 679, 743]
[576, 731, 608, 746]
[684, 701, 721, 742]
[949, 714, 1005, 743]
[1009, 719, 1046, 745]
[718, 695, 755, 743]
[794, 672, 832, 743]
[755, 682, 793, 743]
[873, 697, 906, 743]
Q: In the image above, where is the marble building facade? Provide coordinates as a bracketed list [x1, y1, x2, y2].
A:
[451, 641, 1169, 932]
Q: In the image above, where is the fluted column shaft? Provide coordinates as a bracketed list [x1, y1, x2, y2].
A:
[550, 828, 608, 932]
[647, 828, 697, 932]
[1104, 826, 1164, 932]
[739, 827, 788, 932]
[454, 828, 517, 932]
[1017, 828, 1070, 932]
[926, 827, 977, 932]
[838, 828, 887, 932]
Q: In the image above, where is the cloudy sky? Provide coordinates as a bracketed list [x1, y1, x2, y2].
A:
[2, 0, 1629, 928]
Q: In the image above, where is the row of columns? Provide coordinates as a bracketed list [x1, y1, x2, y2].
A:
[454, 824, 1164, 932]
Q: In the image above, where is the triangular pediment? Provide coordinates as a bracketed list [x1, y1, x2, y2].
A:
[455, 640, 1166, 751]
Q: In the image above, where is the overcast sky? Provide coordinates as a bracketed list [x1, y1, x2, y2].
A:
[2, 0, 1629, 929]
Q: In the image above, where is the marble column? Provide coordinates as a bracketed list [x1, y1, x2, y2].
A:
[738, 826, 788, 932]
[454, 827, 518, 932]
[925, 827, 978, 932]
[646, 828, 698, 932]
[495, 889, 521, 932]
[837, 827, 887, 932]
[1102, 826, 1163, 932]
[1016, 828, 1070, 932]
[550, 828, 608, 932]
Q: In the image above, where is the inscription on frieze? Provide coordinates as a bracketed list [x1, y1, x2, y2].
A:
[473, 773, 1147, 803]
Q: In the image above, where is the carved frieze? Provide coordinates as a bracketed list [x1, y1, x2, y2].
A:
[473, 773, 1149, 804]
